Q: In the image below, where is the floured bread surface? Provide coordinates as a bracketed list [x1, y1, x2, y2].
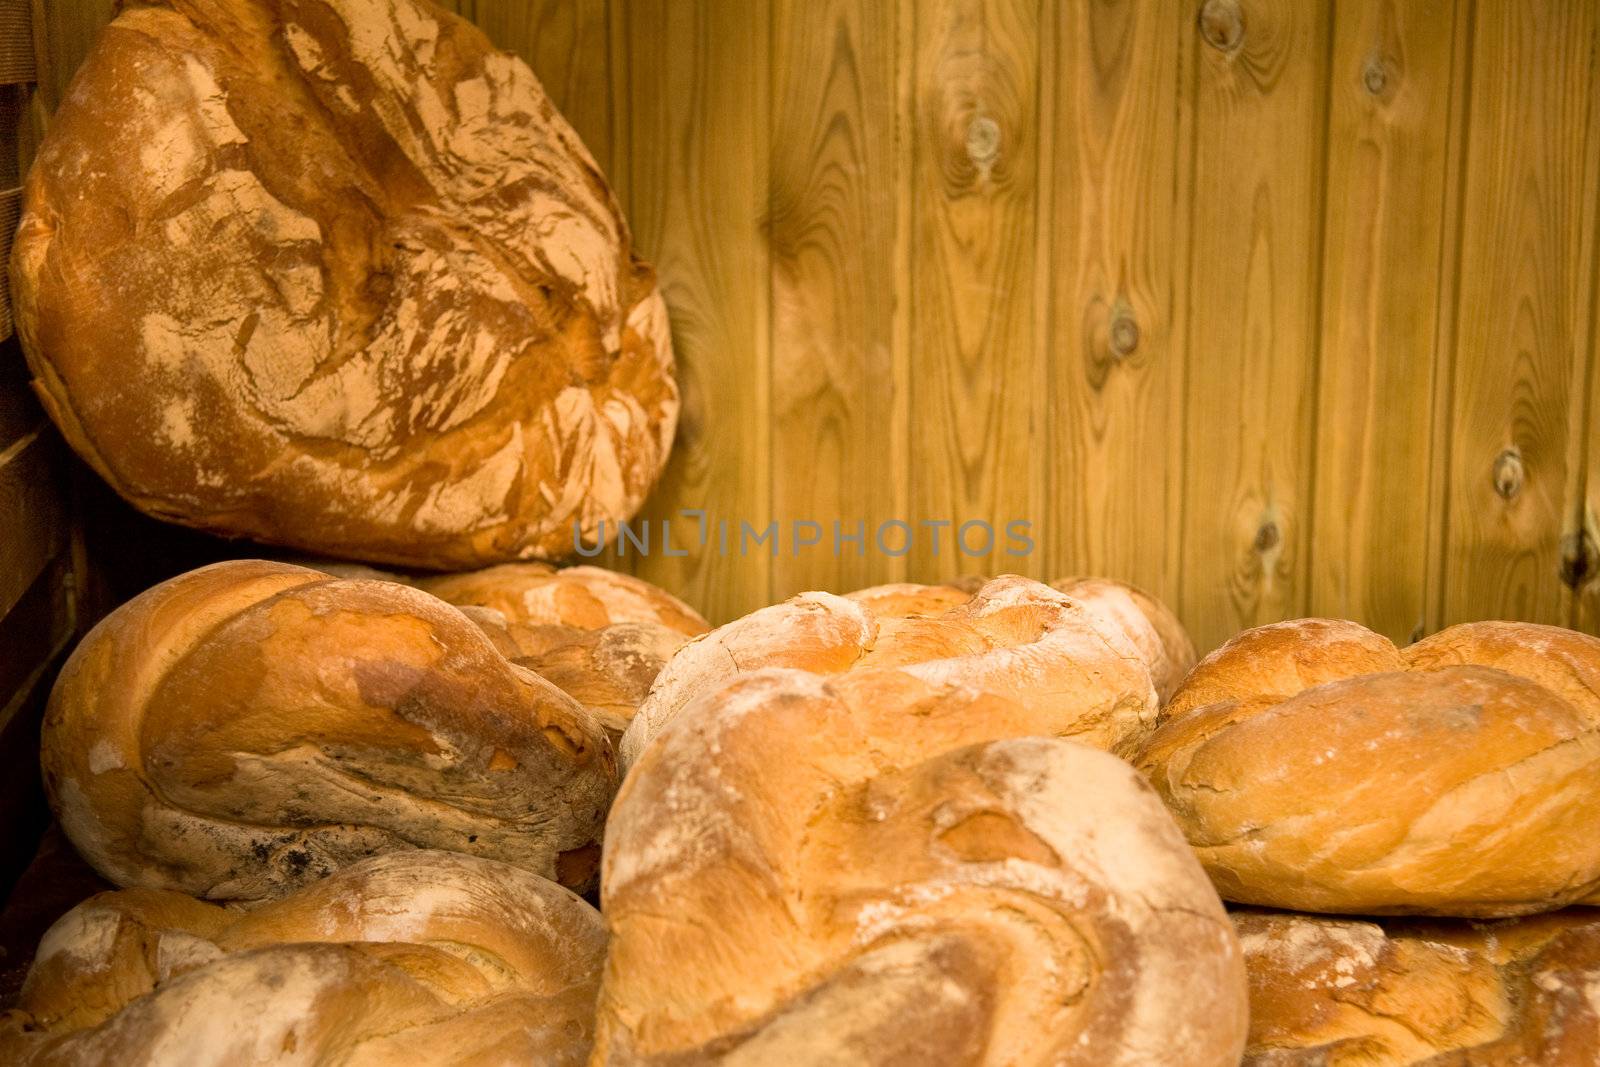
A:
[596, 668, 1248, 1065]
[1136, 619, 1600, 917]
[1050, 576, 1196, 702]
[619, 574, 1161, 769]
[41, 560, 617, 901]
[1235, 906, 1600, 1064]
[0, 851, 607, 1067]
[11, 0, 677, 569]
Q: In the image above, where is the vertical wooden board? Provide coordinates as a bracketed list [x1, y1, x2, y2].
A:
[1044, 0, 1185, 603]
[1439, 0, 1600, 627]
[767, 0, 903, 599]
[906, 0, 1041, 583]
[439, 0, 614, 173]
[1309, 0, 1466, 642]
[1179, 0, 1329, 653]
[614, 0, 772, 622]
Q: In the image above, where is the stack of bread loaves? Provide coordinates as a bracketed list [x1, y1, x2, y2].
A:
[1134, 617, 1600, 1062]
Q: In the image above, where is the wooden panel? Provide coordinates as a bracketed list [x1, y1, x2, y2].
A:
[1179, 0, 1329, 652]
[0, 427, 65, 622]
[766, 0, 904, 599]
[906, 0, 1042, 583]
[1044, 0, 1184, 601]
[1437, 0, 1600, 627]
[614, 0, 773, 622]
[1308, 0, 1468, 643]
[0, 551, 72, 724]
[438, 0, 614, 173]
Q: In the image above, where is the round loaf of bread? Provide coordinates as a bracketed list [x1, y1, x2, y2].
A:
[596, 667, 1248, 1065]
[1236, 906, 1600, 1064]
[41, 560, 616, 901]
[11, 0, 676, 568]
[0, 851, 606, 1066]
[1136, 618, 1600, 916]
[618, 574, 1161, 768]
[1050, 577, 1196, 701]
[289, 560, 711, 738]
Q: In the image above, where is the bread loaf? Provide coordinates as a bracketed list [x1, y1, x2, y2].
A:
[0, 851, 605, 1066]
[1137, 618, 1600, 916]
[42, 560, 616, 901]
[11, 0, 676, 569]
[419, 563, 709, 738]
[1236, 906, 1600, 1064]
[1050, 577, 1196, 701]
[596, 667, 1248, 1065]
[619, 574, 1161, 768]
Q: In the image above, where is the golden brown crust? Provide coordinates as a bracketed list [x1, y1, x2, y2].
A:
[1051, 577, 1197, 701]
[0, 852, 605, 1067]
[595, 668, 1249, 1066]
[1138, 619, 1600, 917]
[11, 0, 676, 569]
[1236, 907, 1600, 1065]
[619, 575, 1161, 768]
[42, 560, 616, 901]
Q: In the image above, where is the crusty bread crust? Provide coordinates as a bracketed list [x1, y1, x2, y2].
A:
[42, 560, 617, 901]
[597, 667, 1249, 1065]
[619, 574, 1162, 769]
[11, 0, 676, 568]
[0, 851, 606, 1066]
[1138, 619, 1600, 916]
[1235, 906, 1600, 1064]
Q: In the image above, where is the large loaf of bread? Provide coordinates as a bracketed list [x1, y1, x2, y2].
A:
[42, 560, 617, 901]
[0, 851, 606, 1066]
[596, 667, 1249, 1064]
[1137, 618, 1600, 916]
[619, 575, 1166, 768]
[1237, 906, 1600, 1064]
[11, 0, 676, 568]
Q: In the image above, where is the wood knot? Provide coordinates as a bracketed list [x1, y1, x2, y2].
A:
[1361, 53, 1389, 96]
[965, 115, 1001, 168]
[1108, 309, 1140, 359]
[1561, 529, 1597, 590]
[1198, 0, 1244, 53]
[1253, 521, 1280, 553]
[1492, 448, 1524, 501]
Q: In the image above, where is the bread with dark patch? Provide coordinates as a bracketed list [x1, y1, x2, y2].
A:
[41, 560, 616, 901]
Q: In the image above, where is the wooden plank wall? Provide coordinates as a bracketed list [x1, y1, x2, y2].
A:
[25, 0, 1600, 655]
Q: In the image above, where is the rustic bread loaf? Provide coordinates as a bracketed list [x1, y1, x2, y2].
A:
[0, 851, 606, 1066]
[618, 574, 1161, 768]
[11, 0, 676, 569]
[596, 667, 1248, 1065]
[1050, 576, 1196, 701]
[419, 563, 710, 737]
[293, 559, 711, 738]
[42, 560, 616, 901]
[1136, 619, 1600, 916]
[1236, 906, 1600, 1064]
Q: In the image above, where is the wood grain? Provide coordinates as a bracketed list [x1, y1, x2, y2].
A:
[612, 0, 773, 622]
[1044, 0, 1185, 605]
[1309, 0, 1467, 643]
[1179, 0, 1329, 652]
[907, 0, 1042, 583]
[767, 0, 905, 599]
[1437, 0, 1600, 627]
